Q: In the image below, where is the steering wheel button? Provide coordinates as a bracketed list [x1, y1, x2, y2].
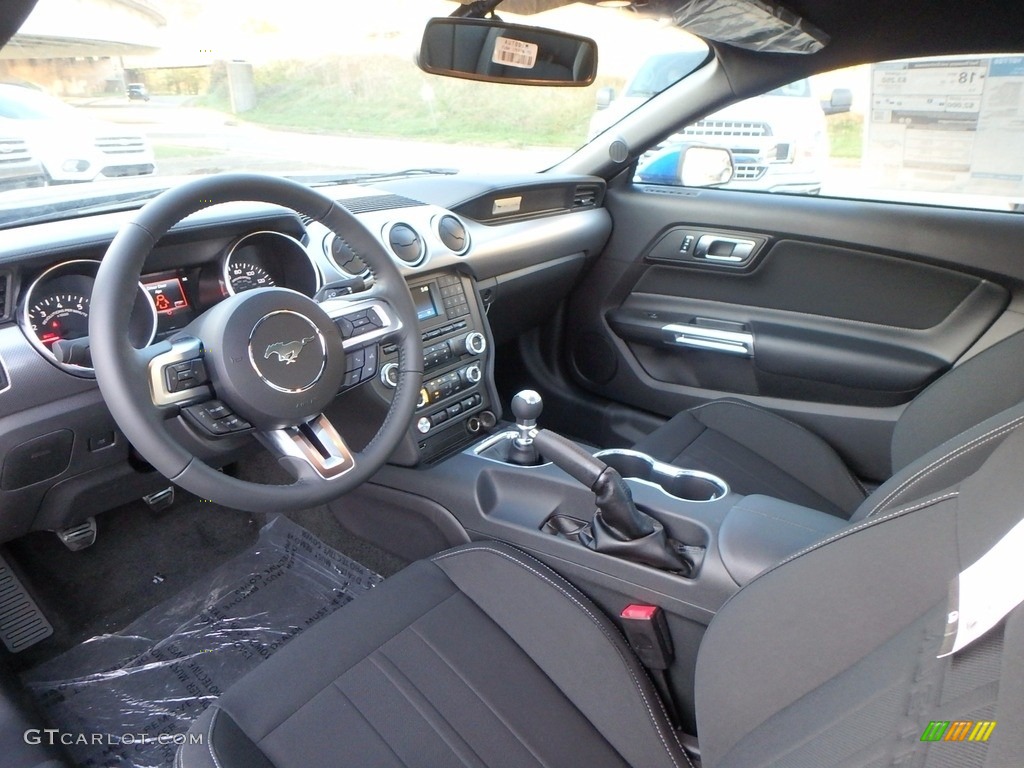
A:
[345, 348, 365, 371]
[222, 415, 251, 432]
[334, 317, 355, 338]
[363, 345, 378, 374]
[205, 402, 230, 419]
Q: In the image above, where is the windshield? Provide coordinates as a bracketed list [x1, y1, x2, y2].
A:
[0, 0, 705, 228]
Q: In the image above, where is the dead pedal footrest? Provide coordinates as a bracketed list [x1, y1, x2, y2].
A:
[0, 554, 53, 652]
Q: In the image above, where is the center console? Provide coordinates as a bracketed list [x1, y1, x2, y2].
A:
[378, 270, 500, 465]
[343, 388, 847, 732]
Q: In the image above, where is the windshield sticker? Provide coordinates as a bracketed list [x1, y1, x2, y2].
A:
[492, 37, 539, 70]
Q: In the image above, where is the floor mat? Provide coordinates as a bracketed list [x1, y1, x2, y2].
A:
[22, 515, 382, 768]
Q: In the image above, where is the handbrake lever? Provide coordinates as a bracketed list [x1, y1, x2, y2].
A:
[532, 429, 692, 574]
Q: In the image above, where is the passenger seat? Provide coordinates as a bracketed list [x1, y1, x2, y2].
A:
[633, 330, 1024, 518]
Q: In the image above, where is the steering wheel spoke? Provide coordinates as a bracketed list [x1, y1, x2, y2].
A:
[142, 335, 215, 408]
[320, 292, 404, 351]
[259, 414, 356, 480]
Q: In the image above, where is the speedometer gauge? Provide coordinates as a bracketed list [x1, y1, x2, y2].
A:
[226, 261, 275, 293]
[222, 230, 321, 298]
[28, 293, 90, 346]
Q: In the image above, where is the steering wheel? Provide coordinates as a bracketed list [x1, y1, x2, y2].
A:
[90, 173, 423, 512]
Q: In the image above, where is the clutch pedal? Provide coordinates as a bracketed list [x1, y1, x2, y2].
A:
[0, 554, 53, 652]
[56, 517, 97, 551]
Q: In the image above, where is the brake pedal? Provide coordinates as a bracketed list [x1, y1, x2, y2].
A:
[56, 517, 97, 551]
[143, 486, 175, 511]
[0, 554, 52, 652]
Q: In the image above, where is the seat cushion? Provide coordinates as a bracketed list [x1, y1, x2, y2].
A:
[177, 542, 689, 768]
[633, 399, 867, 518]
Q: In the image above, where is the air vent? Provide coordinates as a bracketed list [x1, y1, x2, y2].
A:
[326, 234, 369, 277]
[436, 215, 469, 255]
[387, 223, 425, 266]
[573, 185, 601, 209]
[341, 194, 426, 214]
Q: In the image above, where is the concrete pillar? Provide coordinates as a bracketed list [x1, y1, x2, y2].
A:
[226, 60, 255, 114]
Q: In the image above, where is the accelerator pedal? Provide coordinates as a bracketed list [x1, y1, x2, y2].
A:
[0, 554, 52, 652]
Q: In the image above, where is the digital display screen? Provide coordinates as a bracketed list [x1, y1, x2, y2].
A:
[414, 284, 438, 321]
[145, 277, 189, 315]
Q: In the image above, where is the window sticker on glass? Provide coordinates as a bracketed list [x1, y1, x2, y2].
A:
[493, 37, 539, 69]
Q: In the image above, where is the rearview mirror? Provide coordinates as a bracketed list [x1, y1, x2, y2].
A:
[418, 17, 598, 87]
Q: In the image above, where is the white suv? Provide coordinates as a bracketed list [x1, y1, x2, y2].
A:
[590, 53, 837, 194]
[0, 84, 155, 184]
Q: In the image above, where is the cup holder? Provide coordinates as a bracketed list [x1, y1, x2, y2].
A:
[594, 449, 729, 503]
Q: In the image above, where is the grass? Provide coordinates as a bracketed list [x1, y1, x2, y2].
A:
[827, 113, 863, 160]
[196, 56, 620, 148]
[154, 144, 225, 160]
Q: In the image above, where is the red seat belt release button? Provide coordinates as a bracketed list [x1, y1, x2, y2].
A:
[620, 604, 673, 670]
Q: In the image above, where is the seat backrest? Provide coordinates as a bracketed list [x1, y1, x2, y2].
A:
[891, 329, 1024, 474]
[694, 417, 1024, 767]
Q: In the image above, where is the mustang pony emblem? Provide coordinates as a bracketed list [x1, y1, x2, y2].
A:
[264, 336, 316, 365]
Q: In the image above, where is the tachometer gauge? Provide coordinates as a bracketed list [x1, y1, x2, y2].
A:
[19, 259, 157, 377]
[28, 293, 90, 347]
[226, 261, 275, 293]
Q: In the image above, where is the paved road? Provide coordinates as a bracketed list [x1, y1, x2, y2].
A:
[76, 99, 570, 177]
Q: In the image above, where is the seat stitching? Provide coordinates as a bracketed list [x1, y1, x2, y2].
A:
[331, 682, 408, 766]
[775, 491, 960, 570]
[255, 590, 466, 742]
[372, 650, 486, 768]
[207, 708, 224, 768]
[408, 624, 551, 768]
[866, 415, 1024, 517]
[432, 545, 692, 768]
[688, 399, 867, 500]
[732, 505, 826, 534]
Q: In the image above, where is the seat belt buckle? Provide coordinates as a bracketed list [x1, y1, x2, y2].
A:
[620, 604, 674, 670]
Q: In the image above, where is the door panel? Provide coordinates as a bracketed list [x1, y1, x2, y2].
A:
[565, 185, 1019, 480]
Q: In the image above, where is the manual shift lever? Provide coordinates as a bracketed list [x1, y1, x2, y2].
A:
[507, 390, 543, 466]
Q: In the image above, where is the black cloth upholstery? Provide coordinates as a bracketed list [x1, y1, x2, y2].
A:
[891, 329, 1024, 472]
[695, 421, 1024, 767]
[177, 542, 688, 768]
[634, 331, 1024, 519]
[178, 425, 1024, 768]
[632, 398, 867, 517]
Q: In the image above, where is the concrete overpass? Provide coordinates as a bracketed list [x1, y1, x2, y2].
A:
[0, 0, 166, 59]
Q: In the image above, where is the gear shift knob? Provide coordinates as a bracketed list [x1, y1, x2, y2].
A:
[511, 390, 543, 427]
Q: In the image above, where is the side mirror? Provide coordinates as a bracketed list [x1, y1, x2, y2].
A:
[637, 144, 735, 187]
[595, 86, 616, 110]
[418, 17, 598, 87]
[821, 87, 852, 115]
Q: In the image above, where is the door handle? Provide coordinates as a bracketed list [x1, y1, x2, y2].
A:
[663, 323, 754, 357]
[693, 235, 756, 263]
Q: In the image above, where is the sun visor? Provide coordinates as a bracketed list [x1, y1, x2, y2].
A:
[671, 0, 829, 54]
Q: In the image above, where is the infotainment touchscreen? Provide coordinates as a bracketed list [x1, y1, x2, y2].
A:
[413, 284, 438, 321]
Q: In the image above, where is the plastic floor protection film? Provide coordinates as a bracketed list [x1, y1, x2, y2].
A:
[22, 515, 384, 768]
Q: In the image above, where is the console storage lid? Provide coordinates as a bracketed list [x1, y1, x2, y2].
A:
[718, 495, 847, 586]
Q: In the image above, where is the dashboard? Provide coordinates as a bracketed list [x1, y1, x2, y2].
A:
[0, 176, 611, 544]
